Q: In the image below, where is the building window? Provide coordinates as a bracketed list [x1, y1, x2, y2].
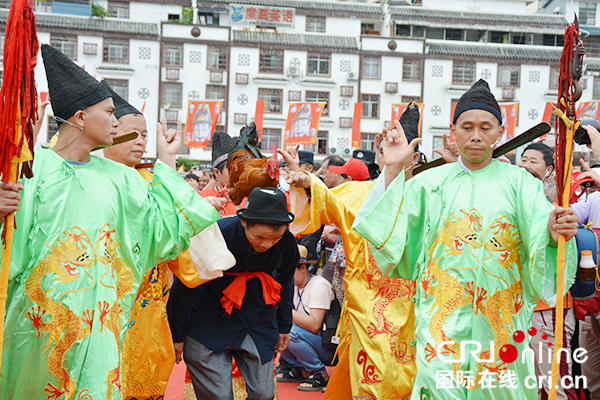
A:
[47, 116, 58, 143]
[305, 131, 328, 154]
[207, 46, 227, 70]
[360, 133, 376, 150]
[594, 77, 600, 99]
[361, 23, 377, 35]
[580, 2, 597, 25]
[163, 43, 183, 67]
[162, 82, 182, 108]
[362, 56, 381, 79]
[206, 85, 226, 110]
[259, 49, 284, 74]
[306, 16, 325, 33]
[104, 79, 128, 101]
[307, 53, 330, 76]
[261, 128, 281, 150]
[402, 95, 421, 103]
[50, 35, 77, 60]
[489, 31, 509, 44]
[550, 66, 560, 90]
[305, 91, 329, 116]
[432, 136, 444, 160]
[103, 39, 129, 63]
[585, 36, 600, 57]
[403, 59, 422, 81]
[445, 29, 463, 41]
[497, 65, 520, 87]
[0, 31, 4, 60]
[452, 62, 475, 85]
[258, 88, 283, 113]
[361, 94, 379, 119]
[107, 1, 129, 18]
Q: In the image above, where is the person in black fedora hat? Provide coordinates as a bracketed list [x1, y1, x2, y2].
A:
[237, 187, 295, 226]
[168, 186, 300, 400]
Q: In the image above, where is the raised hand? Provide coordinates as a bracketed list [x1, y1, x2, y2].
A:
[157, 117, 181, 170]
[277, 144, 300, 172]
[583, 124, 600, 163]
[432, 132, 459, 163]
[32, 95, 51, 145]
[286, 170, 311, 189]
[382, 120, 422, 188]
[578, 159, 600, 189]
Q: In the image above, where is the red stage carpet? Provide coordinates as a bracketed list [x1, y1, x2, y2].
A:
[165, 361, 332, 399]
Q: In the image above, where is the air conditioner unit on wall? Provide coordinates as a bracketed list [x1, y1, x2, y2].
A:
[287, 66, 300, 76]
[330, 147, 351, 156]
[347, 71, 358, 80]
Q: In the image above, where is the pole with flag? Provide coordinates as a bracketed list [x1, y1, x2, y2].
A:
[0, 0, 39, 372]
[549, 16, 584, 400]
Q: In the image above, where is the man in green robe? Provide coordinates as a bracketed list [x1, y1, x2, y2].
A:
[0, 44, 222, 399]
[354, 79, 579, 400]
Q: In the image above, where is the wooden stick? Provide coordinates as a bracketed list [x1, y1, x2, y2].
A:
[91, 131, 138, 152]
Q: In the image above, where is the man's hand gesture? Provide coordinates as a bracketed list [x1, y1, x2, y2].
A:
[157, 117, 182, 170]
[382, 119, 422, 188]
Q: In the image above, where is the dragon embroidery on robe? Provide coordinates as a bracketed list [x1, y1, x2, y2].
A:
[24, 225, 136, 400]
[24, 228, 96, 400]
[419, 209, 525, 386]
[364, 247, 416, 365]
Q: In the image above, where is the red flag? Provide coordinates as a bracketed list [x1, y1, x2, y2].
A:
[352, 103, 363, 148]
[255, 100, 264, 142]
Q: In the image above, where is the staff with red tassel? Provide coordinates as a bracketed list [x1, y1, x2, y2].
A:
[549, 16, 585, 400]
[0, 0, 39, 372]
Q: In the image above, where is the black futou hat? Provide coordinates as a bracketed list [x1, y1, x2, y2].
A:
[453, 79, 502, 125]
[399, 102, 421, 152]
[353, 149, 376, 165]
[298, 150, 314, 166]
[101, 80, 140, 120]
[212, 131, 236, 168]
[42, 44, 112, 124]
[237, 187, 295, 224]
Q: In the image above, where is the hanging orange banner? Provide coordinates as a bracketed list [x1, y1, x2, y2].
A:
[391, 103, 424, 135]
[497, 102, 519, 149]
[284, 102, 325, 145]
[352, 102, 363, 148]
[255, 100, 264, 142]
[184, 100, 223, 149]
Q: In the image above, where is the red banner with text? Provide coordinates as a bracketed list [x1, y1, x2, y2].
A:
[284, 102, 325, 145]
[184, 100, 223, 149]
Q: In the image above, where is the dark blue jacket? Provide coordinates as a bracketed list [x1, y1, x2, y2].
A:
[167, 216, 299, 363]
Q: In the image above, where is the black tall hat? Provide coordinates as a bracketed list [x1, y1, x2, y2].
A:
[101, 80, 140, 120]
[42, 44, 112, 124]
[452, 79, 502, 125]
[212, 131, 236, 168]
[400, 102, 421, 152]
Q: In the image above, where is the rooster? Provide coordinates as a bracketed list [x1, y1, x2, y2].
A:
[227, 122, 280, 205]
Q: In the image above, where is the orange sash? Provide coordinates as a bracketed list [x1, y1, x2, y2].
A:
[221, 272, 282, 315]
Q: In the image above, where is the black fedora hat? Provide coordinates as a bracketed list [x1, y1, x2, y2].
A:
[237, 187, 294, 224]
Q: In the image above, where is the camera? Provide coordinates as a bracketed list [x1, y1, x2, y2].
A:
[575, 118, 600, 145]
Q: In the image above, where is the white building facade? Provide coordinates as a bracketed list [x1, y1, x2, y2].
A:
[2, 0, 599, 164]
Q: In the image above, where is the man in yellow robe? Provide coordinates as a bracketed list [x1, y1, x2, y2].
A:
[281, 103, 423, 399]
